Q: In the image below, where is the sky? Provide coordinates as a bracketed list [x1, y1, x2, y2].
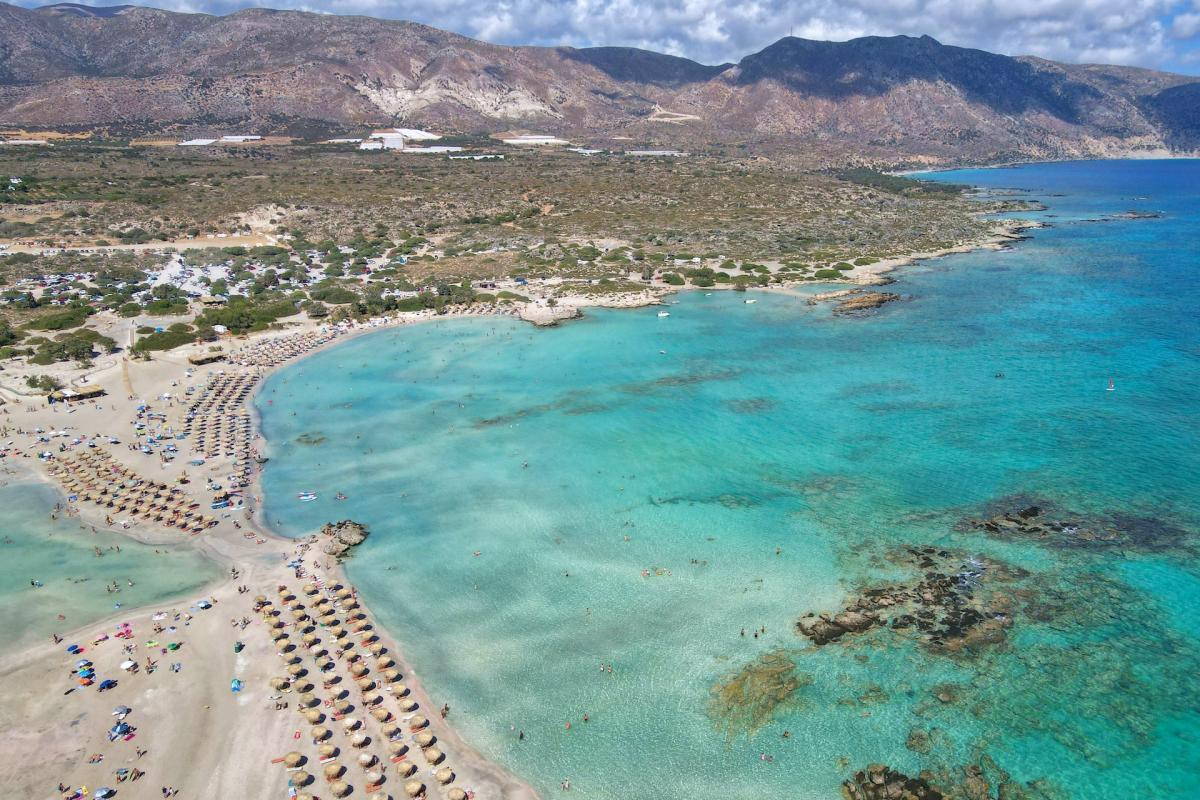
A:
[24, 0, 1200, 74]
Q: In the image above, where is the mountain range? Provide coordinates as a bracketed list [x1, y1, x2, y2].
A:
[2, 2, 1198, 162]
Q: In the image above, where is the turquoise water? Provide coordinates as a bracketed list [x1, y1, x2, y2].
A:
[259, 160, 1200, 799]
[0, 478, 221, 648]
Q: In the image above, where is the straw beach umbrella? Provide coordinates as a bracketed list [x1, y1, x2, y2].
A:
[311, 726, 330, 742]
[331, 781, 351, 798]
[284, 752, 305, 768]
[395, 761, 416, 778]
[303, 709, 324, 724]
[290, 771, 312, 787]
[408, 715, 427, 730]
[393, 683, 409, 697]
[358, 753, 376, 768]
[399, 699, 418, 712]
[435, 767, 454, 785]
[403, 780, 424, 798]
[448, 789, 468, 800]
[371, 707, 391, 722]
[351, 733, 369, 748]
[422, 747, 443, 765]
[386, 742, 407, 757]
[323, 762, 344, 781]
[414, 732, 435, 748]
[319, 744, 339, 760]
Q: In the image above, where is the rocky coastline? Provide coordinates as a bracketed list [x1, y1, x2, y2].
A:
[318, 519, 370, 559]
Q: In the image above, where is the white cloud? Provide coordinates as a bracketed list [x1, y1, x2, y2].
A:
[18, 0, 1200, 71]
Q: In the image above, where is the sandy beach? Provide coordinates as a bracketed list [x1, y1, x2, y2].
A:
[0, 317, 540, 800]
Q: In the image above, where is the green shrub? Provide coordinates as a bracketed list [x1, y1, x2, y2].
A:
[132, 329, 196, 352]
[814, 269, 842, 279]
[25, 306, 93, 331]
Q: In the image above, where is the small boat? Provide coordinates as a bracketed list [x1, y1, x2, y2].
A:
[1106, 378, 1115, 392]
[744, 299, 757, 304]
[335, 493, 347, 501]
[297, 491, 317, 502]
[657, 310, 670, 317]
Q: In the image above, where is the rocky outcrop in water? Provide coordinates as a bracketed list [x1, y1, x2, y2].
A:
[320, 520, 369, 559]
[841, 764, 946, 800]
[796, 548, 1021, 654]
[834, 292, 901, 315]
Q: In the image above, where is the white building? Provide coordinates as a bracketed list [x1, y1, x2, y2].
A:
[502, 134, 568, 146]
[178, 139, 217, 146]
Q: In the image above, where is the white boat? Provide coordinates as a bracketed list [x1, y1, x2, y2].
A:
[744, 299, 757, 304]
[658, 311, 670, 317]
[297, 491, 317, 502]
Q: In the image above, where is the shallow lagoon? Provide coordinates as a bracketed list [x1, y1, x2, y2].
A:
[260, 160, 1200, 798]
[0, 478, 222, 649]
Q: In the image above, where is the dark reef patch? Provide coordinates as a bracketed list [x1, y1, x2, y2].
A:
[961, 496, 1195, 553]
[295, 431, 327, 445]
[725, 396, 777, 414]
[652, 492, 763, 510]
[618, 367, 743, 395]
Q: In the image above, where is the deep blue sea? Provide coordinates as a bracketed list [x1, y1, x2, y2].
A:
[258, 160, 1200, 799]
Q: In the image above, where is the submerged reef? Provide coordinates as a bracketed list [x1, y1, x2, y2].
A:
[708, 650, 812, 740]
[713, 493, 1199, 797]
[961, 497, 1194, 554]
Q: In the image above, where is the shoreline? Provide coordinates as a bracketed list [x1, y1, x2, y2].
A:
[0, 315, 542, 799]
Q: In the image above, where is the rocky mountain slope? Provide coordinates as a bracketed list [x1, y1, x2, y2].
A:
[1, 2, 1197, 161]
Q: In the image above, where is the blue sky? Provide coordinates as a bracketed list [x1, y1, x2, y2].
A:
[24, 0, 1200, 74]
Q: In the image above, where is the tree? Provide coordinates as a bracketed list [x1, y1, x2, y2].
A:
[0, 318, 18, 346]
